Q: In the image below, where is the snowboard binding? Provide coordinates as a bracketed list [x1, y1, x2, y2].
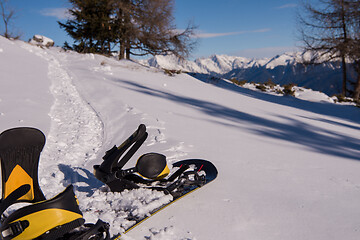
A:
[93, 125, 218, 236]
[0, 128, 110, 240]
[0, 185, 110, 240]
[94, 124, 207, 195]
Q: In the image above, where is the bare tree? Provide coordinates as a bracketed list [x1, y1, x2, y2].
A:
[0, 0, 16, 38]
[298, 0, 352, 96]
[113, 0, 197, 59]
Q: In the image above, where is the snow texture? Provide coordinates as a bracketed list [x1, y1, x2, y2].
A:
[1, 36, 360, 240]
[29, 35, 55, 47]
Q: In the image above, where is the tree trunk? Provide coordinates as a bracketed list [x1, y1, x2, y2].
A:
[119, 40, 125, 59]
[342, 55, 347, 96]
[354, 74, 360, 102]
[125, 40, 130, 60]
[340, 0, 347, 96]
[126, 48, 130, 59]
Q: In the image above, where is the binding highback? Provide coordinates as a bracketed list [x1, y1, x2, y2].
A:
[93, 124, 170, 192]
[0, 127, 46, 204]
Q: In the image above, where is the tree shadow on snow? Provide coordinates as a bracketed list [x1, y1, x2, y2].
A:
[58, 164, 104, 196]
[190, 73, 360, 126]
[110, 78, 360, 162]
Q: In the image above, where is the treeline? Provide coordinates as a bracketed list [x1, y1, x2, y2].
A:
[59, 0, 196, 60]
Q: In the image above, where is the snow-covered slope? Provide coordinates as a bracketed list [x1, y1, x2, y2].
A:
[1, 36, 360, 240]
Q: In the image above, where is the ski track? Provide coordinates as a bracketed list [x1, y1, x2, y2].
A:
[19, 44, 104, 203]
[18, 44, 194, 239]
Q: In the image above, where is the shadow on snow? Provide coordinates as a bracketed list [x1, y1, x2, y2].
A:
[190, 73, 360, 126]
[58, 164, 104, 196]
[110, 77, 360, 162]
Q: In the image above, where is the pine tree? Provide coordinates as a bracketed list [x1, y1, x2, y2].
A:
[59, 0, 116, 54]
[60, 0, 197, 60]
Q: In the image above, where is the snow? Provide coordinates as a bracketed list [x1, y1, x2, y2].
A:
[264, 52, 297, 69]
[1, 35, 360, 240]
[29, 35, 55, 47]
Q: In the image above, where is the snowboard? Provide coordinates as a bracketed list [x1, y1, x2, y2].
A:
[114, 158, 218, 239]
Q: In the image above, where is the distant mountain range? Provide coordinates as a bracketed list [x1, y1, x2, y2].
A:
[140, 53, 356, 96]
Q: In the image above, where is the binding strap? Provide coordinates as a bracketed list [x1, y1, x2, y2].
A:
[35, 218, 85, 240]
[166, 166, 206, 196]
[0, 184, 30, 216]
[115, 131, 148, 171]
[94, 125, 148, 191]
[96, 124, 147, 175]
[165, 164, 189, 182]
[66, 219, 110, 240]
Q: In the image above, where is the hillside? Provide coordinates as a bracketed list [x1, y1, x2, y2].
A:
[142, 53, 356, 96]
[1, 36, 360, 240]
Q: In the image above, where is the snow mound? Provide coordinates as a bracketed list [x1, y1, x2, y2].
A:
[294, 87, 335, 103]
[29, 35, 54, 47]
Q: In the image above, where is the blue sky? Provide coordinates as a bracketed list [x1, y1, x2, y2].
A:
[3, 0, 301, 59]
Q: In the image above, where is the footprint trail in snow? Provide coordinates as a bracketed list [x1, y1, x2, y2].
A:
[19, 45, 103, 195]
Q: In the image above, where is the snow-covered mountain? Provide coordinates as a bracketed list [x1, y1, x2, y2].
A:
[141, 54, 266, 74]
[1, 36, 360, 240]
[142, 52, 354, 96]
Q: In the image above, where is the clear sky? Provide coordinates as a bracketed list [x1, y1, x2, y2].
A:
[3, 0, 301, 59]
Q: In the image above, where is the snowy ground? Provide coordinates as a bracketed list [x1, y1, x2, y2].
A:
[1, 36, 360, 240]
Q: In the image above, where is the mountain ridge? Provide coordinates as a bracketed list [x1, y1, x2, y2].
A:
[141, 52, 355, 96]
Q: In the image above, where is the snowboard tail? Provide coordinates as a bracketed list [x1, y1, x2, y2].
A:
[118, 158, 218, 237]
[171, 159, 218, 199]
